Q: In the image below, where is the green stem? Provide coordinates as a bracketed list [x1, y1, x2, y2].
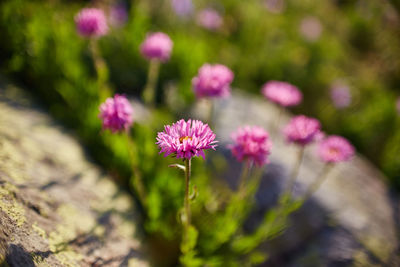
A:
[285, 146, 305, 197]
[180, 158, 198, 265]
[238, 160, 251, 196]
[207, 99, 214, 128]
[125, 133, 147, 208]
[246, 166, 265, 196]
[302, 163, 334, 201]
[89, 39, 111, 100]
[250, 148, 305, 251]
[143, 59, 161, 107]
[274, 106, 284, 135]
[184, 158, 192, 226]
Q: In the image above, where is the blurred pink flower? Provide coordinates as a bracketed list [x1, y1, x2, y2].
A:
[171, 0, 193, 18]
[99, 94, 133, 133]
[229, 126, 272, 167]
[156, 119, 217, 160]
[192, 64, 234, 98]
[396, 97, 400, 114]
[75, 8, 108, 38]
[196, 8, 223, 30]
[140, 32, 173, 62]
[299, 16, 322, 42]
[330, 83, 352, 109]
[261, 81, 302, 107]
[318, 135, 355, 163]
[264, 0, 285, 14]
[109, 3, 128, 28]
[283, 115, 321, 145]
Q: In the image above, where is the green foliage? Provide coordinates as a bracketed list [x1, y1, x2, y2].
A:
[0, 0, 399, 265]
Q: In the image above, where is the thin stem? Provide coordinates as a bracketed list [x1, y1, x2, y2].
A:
[207, 99, 214, 127]
[273, 106, 284, 135]
[89, 39, 111, 100]
[125, 133, 147, 208]
[247, 166, 265, 195]
[285, 146, 305, 197]
[238, 160, 251, 196]
[184, 158, 192, 226]
[302, 163, 334, 201]
[259, 147, 306, 249]
[143, 59, 161, 107]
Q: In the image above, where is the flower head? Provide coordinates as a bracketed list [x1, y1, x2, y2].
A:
[171, 0, 193, 18]
[330, 84, 351, 109]
[75, 8, 108, 38]
[228, 126, 272, 167]
[396, 97, 400, 115]
[283, 115, 321, 145]
[299, 16, 323, 42]
[264, 0, 285, 14]
[156, 119, 217, 160]
[140, 32, 173, 62]
[99, 94, 133, 133]
[109, 3, 128, 28]
[318, 135, 355, 163]
[261, 81, 302, 107]
[192, 64, 234, 98]
[196, 8, 223, 30]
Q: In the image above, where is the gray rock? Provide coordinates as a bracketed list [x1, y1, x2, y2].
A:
[0, 81, 148, 266]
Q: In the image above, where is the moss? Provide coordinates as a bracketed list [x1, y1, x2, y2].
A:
[117, 219, 137, 238]
[113, 194, 133, 213]
[93, 225, 105, 238]
[0, 138, 30, 184]
[48, 225, 83, 267]
[128, 258, 147, 267]
[31, 253, 51, 267]
[360, 236, 392, 263]
[352, 250, 380, 267]
[0, 183, 26, 227]
[54, 251, 82, 267]
[46, 204, 98, 266]
[32, 222, 47, 239]
[0, 255, 8, 266]
[56, 204, 95, 234]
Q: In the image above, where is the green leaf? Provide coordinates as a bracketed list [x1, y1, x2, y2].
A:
[181, 225, 198, 253]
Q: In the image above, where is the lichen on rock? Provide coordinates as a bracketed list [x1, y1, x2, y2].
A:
[0, 82, 147, 266]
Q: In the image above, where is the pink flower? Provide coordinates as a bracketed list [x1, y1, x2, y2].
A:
[192, 64, 234, 98]
[156, 119, 217, 160]
[330, 84, 351, 109]
[140, 32, 173, 62]
[264, 0, 285, 14]
[283, 115, 321, 145]
[75, 8, 108, 38]
[299, 16, 323, 42]
[396, 97, 400, 115]
[99, 94, 133, 133]
[318, 135, 355, 163]
[196, 8, 223, 30]
[109, 3, 128, 28]
[228, 126, 272, 167]
[171, 0, 193, 18]
[261, 81, 302, 107]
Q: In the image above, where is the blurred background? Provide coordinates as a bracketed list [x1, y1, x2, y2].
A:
[1, 0, 399, 186]
[0, 0, 399, 265]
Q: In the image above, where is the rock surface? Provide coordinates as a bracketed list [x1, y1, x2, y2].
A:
[0, 83, 148, 266]
[209, 92, 400, 266]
